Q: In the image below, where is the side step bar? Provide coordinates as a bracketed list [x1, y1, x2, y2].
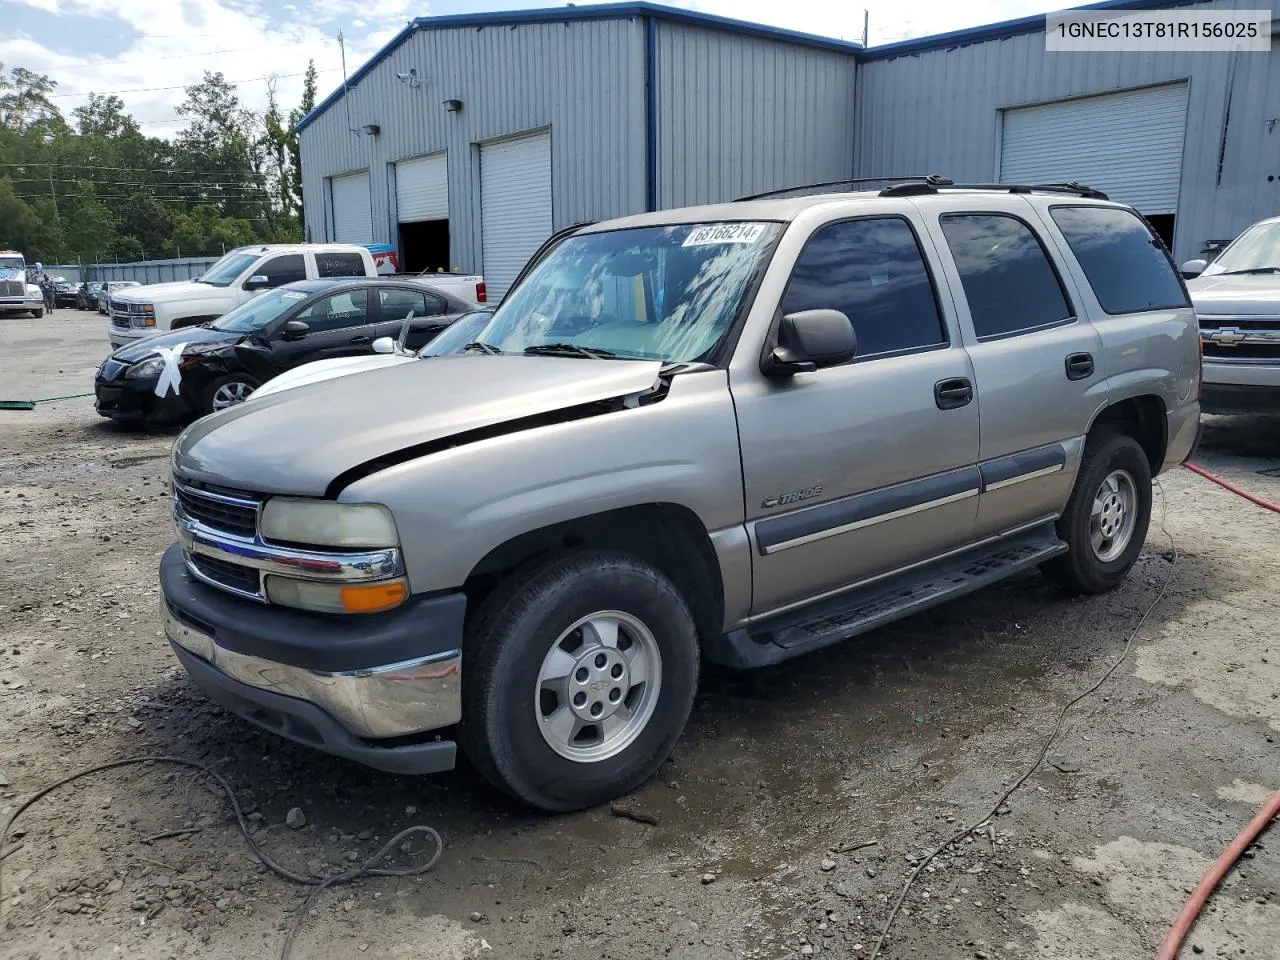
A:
[705, 524, 1067, 669]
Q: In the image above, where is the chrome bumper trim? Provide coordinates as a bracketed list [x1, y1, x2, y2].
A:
[164, 607, 462, 739]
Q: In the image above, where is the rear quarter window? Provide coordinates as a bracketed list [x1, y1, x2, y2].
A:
[1049, 206, 1190, 314]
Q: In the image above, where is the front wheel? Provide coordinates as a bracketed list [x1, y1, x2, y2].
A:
[31, 308, 43, 319]
[460, 550, 699, 811]
[1042, 433, 1153, 593]
[201, 374, 258, 415]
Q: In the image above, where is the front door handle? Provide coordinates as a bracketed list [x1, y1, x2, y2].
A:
[934, 377, 973, 410]
[1065, 352, 1094, 381]
[349, 335, 371, 345]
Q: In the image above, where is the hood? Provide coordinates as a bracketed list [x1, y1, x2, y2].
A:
[111, 325, 243, 362]
[251, 353, 417, 401]
[116, 280, 223, 304]
[175, 356, 664, 496]
[1187, 274, 1280, 316]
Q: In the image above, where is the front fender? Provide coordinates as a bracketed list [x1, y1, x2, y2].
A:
[341, 370, 746, 596]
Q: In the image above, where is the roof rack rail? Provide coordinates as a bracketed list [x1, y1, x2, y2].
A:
[878, 179, 1108, 200]
[734, 175, 949, 202]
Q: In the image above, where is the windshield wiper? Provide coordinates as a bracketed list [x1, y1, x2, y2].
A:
[462, 341, 502, 355]
[1218, 267, 1280, 275]
[523, 342, 620, 359]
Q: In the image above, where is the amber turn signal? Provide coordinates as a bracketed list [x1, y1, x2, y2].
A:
[340, 580, 409, 614]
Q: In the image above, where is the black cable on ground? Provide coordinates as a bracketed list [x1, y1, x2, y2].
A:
[0, 755, 443, 960]
[869, 483, 1178, 959]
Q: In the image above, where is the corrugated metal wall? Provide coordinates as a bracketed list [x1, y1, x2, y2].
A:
[90, 258, 218, 283]
[853, 0, 1280, 261]
[299, 17, 646, 273]
[655, 22, 857, 208]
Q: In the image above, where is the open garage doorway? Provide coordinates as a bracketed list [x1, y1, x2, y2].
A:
[399, 220, 450, 274]
[394, 153, 450, 274]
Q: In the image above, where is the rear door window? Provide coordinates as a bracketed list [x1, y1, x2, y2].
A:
[255, 254, 307, 288]
[315, 252, 366, 278]
[780, 216, 947, 358]
[378, 287, 446, 319]
[1049, 206, 1190, 314]
[939, 214, 1074, 340]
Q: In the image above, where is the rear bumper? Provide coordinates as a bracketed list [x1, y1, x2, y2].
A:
[160, 544, 466, 774]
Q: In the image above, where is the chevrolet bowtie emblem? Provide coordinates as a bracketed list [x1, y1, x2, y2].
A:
[1208, 328, 1246, 345]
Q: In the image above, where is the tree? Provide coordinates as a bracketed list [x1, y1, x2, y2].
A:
[0, 64, 64, 133]
[0, 177, 42, 253]
[72, 94, 140, 138]
[173, 72, 269, 220]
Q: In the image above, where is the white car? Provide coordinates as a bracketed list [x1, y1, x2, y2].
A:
[97, 281, 140, 314]
[250, 309, 493, 401]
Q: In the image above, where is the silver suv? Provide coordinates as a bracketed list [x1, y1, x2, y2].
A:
[160, 182, 1201, 811]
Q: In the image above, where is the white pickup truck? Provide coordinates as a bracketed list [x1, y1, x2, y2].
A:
[108, 243, 485, 349]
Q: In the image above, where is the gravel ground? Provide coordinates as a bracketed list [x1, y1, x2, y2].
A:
[2, 310, 1278, 960]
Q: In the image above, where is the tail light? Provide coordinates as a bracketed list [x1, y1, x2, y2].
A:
[475, 281, 487, 304]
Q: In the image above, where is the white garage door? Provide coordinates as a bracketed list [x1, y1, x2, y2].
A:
[1000, 84, 1189, 214]
[396, 153, 449, 222]
[330, 171, 373, 244]
[480, 132, 552, 299]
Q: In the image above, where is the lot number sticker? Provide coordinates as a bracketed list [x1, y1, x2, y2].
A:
[683, 223, 767, 247]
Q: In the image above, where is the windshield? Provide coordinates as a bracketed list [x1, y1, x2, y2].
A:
[1208, 221, 1280, 275]
[0, 257, 23, 281]
[418, 311, 494, 357]
[197, 249, 258, 286]
[473, 222, 780, 363]
[211, 287, 308, 333]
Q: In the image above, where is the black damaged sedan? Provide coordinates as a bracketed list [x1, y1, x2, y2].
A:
[95, 278, 475, 425]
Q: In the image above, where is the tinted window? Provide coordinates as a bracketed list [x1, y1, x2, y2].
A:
[379, 287, 445, 319]
[256, 254, 307, 288]
[316, 252, 366, 278]
[294, 289, 369, 332]
[780, 217, 946, 357]
[940, 214, 1073, 339]
[1049, 206, 1189, 313]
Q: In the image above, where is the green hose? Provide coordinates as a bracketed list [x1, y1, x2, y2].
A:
[0, 392, 95, 411]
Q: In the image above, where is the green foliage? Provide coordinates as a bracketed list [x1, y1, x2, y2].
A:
[0, 61, 314, 265]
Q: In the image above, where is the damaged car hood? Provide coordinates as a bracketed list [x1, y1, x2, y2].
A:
[173, 355, 665, 496]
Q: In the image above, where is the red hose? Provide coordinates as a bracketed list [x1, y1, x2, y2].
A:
[1156, 788, 1280, 959]
[1183, 462, 1280, 513]
[1157, 459, 1280, 958]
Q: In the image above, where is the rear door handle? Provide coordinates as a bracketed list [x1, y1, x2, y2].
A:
[1065, 352, 1094, 381]
[934, 377, 973, 410]
[349, 335, 371, 345]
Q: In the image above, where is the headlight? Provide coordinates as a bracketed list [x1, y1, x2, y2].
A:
[265, 575, 408, 614]
[126, 355, 165, 379]
[260, 498, 399, 548]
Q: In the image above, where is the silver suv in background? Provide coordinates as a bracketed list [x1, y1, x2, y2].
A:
[1182, 215, 1280, 413]
[159, 180, 1200, 811]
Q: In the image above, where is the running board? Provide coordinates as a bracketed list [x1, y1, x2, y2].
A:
[705, 524, 1067, 669]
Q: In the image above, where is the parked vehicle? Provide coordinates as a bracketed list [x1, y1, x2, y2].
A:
[97, 281, 139, 314]
[159, 182, 1200, 811]
[107, 244, 484, 351]
[95, 278, 476, 423]
[1182, 215, 1280, 413]
[53, 278, 79, 308]
[0, 250, 43, 318]
[250, 308, 493, 401]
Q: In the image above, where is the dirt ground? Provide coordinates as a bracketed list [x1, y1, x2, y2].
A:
[1, 310, 1277, 960]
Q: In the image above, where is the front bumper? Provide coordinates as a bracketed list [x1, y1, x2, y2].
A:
[1202, 359, 1280, 414]
[94, 374, 187, 422]
[108, 325, 158, 348]
[160, 544, 466, 774]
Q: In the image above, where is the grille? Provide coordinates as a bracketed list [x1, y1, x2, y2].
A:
[189, 552, 261, 595]
[0, 279, 22, 297]
[175, 485, 259, 538]
[111, 313, 130, 328]
[1203, 342, 1280, 360]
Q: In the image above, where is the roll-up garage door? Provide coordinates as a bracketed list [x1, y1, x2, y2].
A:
[480, 132, 552, 300]
[1000, 83, 1188, 214]
[395, 154, 448, 222]
[330, 171, 373, 243]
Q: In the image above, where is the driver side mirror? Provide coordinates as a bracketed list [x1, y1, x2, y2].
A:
[371, 337, 395, 354]
[763, 309, 857, 377]
[280, 320, 309, 341]
[243, 274, 271, 291]
[1180, 258, 1207, 279]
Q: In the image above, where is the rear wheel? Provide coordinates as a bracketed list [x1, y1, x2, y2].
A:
[459, 550, 699, 811]
[1042, 433, 1152, 593]
[201, 374, 258, 415]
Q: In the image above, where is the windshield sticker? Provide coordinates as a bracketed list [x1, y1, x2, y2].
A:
[682, 223, 768, 247]
[281, 291, 307, 300]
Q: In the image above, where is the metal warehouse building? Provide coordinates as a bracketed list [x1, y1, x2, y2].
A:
[297, 0, 1279, 289]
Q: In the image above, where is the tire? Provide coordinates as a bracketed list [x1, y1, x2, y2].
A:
[1042, 433, 1153, 594]
[459, 550, 700, 811]
[31, 308, 43, 319]
[200, 374, 258, 416]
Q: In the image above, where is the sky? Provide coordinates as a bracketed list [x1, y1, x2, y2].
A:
[1, 0, 1068, 137]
